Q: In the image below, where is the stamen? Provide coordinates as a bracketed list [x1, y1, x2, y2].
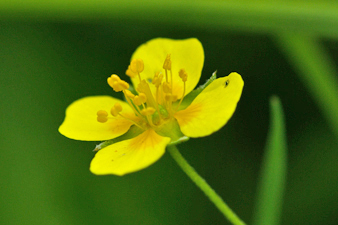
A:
[107, 75, 129, 92]
[176, 69, 188, 110]
[117, 113, 143, 129]
[163, 54, 171, 83]
[179, 69, 188, 82]
[130, 59, 144, 81]
[122, 90, 142, 117]
[152, 72, 163, 103]
[163, 54, 171, 70]
[107, 103, 143, 129]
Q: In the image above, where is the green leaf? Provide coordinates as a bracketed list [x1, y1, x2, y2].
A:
[253, 96, 287, 225]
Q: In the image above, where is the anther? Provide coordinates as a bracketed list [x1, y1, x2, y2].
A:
[124, 90, 135, 99]
[152, 72, 163, 88]
[107, 74, 121, 88]
[176, 69, 188, 111]
[130, 59, 144, 73]
[110, 107, 119, 117]
[138, 93, 147, 103]
[126, 65, 137, 78]
[163, 82, 171, 93]
[118, 80, 129, 90]
[141, 107, 156, 116]
[152, 72, 159, 85]
[165, 93, 174, 102]
[108, 75, 129, 92]
[133, 93, 147, 106]
[179, 69, 188, 82]
[97, 110, 108, 123]
[114, 103, 123, 113]
[97, 110, 108, 117]
[163, 54, 171, 70]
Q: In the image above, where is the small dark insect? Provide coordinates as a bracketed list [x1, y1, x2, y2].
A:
[225, 80, 230, 87]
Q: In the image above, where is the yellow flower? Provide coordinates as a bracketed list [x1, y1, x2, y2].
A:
[59, 38, 244, 176]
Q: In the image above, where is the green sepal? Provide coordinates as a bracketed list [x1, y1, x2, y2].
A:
[93, 125, 143, 151]
[167, 136, 190, 146]
[175, 71, 217, 110]
[155, 118, 187, 145]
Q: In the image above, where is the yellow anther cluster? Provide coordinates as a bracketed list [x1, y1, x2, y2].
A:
[97, 110, 108, 123]
[111, 102, 123, 117]
[141, 107, 156, 116]
[163, 54, 171, 70]
[107, 74, 129, 92]
[179, 69, 188, 82]
[130, 59, 144, 73]
[100, 54, 189, 129]
[133, 93, 147, 106]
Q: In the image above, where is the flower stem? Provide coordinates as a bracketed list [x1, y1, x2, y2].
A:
[167, 145, 246, 225]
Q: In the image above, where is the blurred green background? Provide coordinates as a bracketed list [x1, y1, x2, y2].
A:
[1, 1, 338, 225]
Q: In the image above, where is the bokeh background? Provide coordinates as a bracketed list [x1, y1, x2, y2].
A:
[1, 1, 338, 225]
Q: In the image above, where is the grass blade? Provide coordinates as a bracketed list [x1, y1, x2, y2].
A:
[253, 96, 287, 225]
[275, 32, 338, 139]
[1, 1, 338, 39]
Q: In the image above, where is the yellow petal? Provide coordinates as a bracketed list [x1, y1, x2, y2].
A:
[131, 38, 204, 98]
[90, 129, 171, 176]
[59, 96, 136, 141]
[175, 72, 244, 138]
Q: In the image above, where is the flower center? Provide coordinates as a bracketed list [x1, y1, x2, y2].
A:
[97, 54, 188, 131]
